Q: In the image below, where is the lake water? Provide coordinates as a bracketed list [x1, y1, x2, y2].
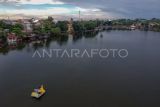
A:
[0, 30, 160, 107]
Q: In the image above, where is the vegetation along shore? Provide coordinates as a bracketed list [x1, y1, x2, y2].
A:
[0, 17, 160, 52]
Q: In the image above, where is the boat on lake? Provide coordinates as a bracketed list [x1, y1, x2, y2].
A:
[31, 85, 46, 99]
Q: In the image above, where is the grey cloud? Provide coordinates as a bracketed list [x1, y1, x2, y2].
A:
[0, 0, 20, 8]
[58, 0, 160, 18]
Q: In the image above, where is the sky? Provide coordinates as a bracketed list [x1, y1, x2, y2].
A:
[0, 0, 160, 19]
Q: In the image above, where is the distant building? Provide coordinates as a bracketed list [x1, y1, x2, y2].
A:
[31, 18, 41, 27]
[22, 20, 33, 33]
[31, 18, 39, 23]
[2, 20, 12, 25]
[2, 20, 18, 25]
[11, 21, 18, 25]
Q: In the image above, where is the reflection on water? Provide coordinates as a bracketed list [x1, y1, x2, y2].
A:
[0, 31, 98, 55]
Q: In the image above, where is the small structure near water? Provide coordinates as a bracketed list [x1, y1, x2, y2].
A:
[7, 33, 17, 44]
[130, 25, 136, 30]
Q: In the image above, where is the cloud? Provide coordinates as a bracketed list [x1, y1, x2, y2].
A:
[0, 0, 160, 19]
[0, 0, 108, 19]
[0, 0, 64, 4]
[58, 0, 160, 18]
[19, 0, 64, 4]
[0, 0, 19, 6]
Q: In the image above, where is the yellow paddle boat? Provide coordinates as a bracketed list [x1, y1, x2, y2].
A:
[31, 85, 46, 99]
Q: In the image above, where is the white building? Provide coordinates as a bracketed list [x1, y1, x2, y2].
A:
[22, 20, 33, 32]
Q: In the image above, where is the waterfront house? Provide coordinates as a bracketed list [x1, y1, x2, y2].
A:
[32, 18, 41, 27]
[0, 39, 3, 48]
[130, 25, 136, 30]
[7, 33, 17, 43]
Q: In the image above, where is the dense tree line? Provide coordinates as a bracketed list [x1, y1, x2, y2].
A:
[73, 20, 104, 32]
[33, 17, 68, 36]
[0, 21, 24, 37]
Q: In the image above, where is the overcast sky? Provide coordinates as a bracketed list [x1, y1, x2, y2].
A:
[0, 0, 160, 19]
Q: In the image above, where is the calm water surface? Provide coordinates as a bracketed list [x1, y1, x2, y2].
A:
[0, 31, 160, 107]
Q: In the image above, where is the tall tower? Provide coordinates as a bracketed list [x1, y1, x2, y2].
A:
[79, 10, 81, 21]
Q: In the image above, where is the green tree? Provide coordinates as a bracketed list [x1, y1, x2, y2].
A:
[0, 27, 4, 37]
[56, 21, 68, 32]
[13, 23, 23, 29]
[73, 21, 84, 31]
[84, 21, 97, 30]
[51, 27, 61, 36]
[12, 27, 23, 37]
[42, 19, 56, 33]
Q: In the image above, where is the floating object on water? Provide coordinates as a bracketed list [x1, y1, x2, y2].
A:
[31, 85, 46, 99]
[100, 33, 103, 38]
